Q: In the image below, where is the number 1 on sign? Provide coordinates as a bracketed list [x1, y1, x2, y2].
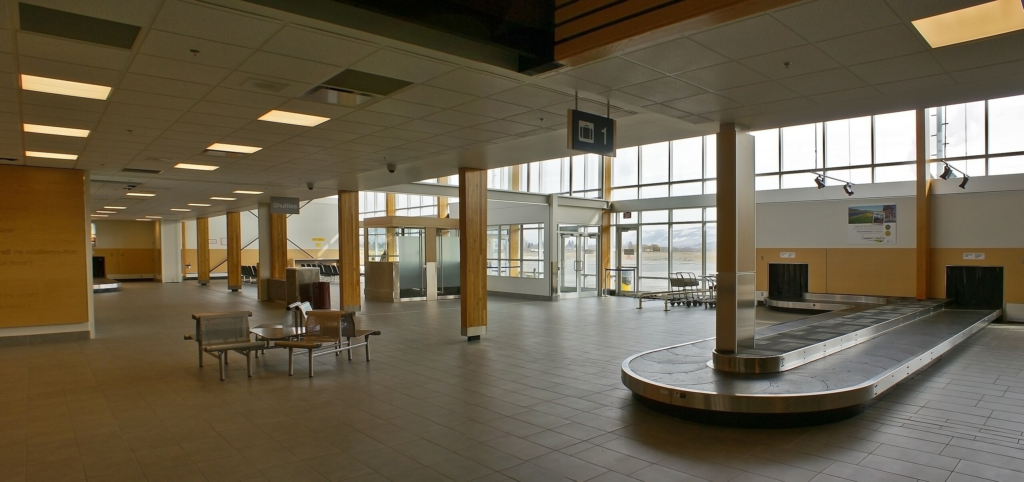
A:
[601, 128, 606, 144]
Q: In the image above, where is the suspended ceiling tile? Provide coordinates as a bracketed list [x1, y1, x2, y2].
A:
[884, 0, 990, 21]
[392, 85, 476, 109]
[168, 122, 235, 137]
[617, 77, 706, 103]
[452, 98, 531, 118]
[474, 120, 538, 135]
[16, 32, 131, 71]
[218, 71, 310, 99]
[817, 25, 927, 67]
[601, 89, 656, 108]
[188, 101, 267, 120]
[261, 26, 377, 67]
[372, 128, 432, 142]
[505, 110, 564, 128]
[489, 85, 571, 109]
[394, 119, 462, 135]
[238, 51, 340, 84]
[286, 136, 341, 149]
[664, 93, 742, 115]
[298, 129, 362, 143]
[849, 52, 946, 85]
[21, 103, 103, 122]
[772, 0, 902, 42]
[139, 29, 254, 68]
[18, 55, 121, 86]
[364, 99, 443, 119]
[318, 120, 386, 135]
[675, 62, 768, 92]
[643, 103, 691, 118]
[152, 1, 281, 49]
[808, 86, 880, 105]
[129, 54, 231, 85]
[421, 110, 495, 128]
[691, 15, 806, 59]
[351, 136, 406, 148]
[740, 45, 840, 80]
[564, 57, 663, 90]
[420, 135, 477, 148]
[541, 73, 608, 94]
[204, 87, 287, 109]
[175, 112, 251, 129]
[21, 91, 106, 113]
[752, 96, 818, 114]
[119, 73, 213, 99]
[875, 74, 955, 95]
[341, 109, 412, 127]
[717, 81, 800, 105]
[702, 106, 762, 121]
[274, 99, 353, 119]
[350, 49, 456, 84]
[110, 89, 197, 111]
[426, 69, 520, 97]
[105, 101, 185, 121]
[930, 30, 1024, 72]
[950, 59, 1024, 84]
[778, 68, 868, 96]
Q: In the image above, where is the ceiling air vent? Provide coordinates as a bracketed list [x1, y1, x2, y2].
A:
[241, 77, 290, 93]
[303, 69, 413, 106]
[121, 168, 162, 174]
[19, 3, 141, 49]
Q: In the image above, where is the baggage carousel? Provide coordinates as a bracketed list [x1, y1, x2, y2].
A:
[93, 277, 121, 292]
[622, 294, 1000, 422]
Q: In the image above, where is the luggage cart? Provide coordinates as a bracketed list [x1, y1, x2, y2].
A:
[697, 274, 717, 308]
[668, 272, 702, 307]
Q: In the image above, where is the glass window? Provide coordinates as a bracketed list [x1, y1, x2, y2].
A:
[752, 129, 779, 174]
[639, 184, 668, 199]
[781, 172, 818, 189]
[640, 142, 669, 185]
[705, 222, 717, 274]
[671, 182, 702, 197]
[643, 210, 669, 223]
[613, 147, 639, 187]
[703, 180, 716, 194]
[825, 168, 872, 185]
[640, 224, 669, 279]
[671, 224, 702, 274]
[874, 110, 916, 163]
[755, 175, 779, 191]
[989, 94, 1024, 154]
[673, 208, 701, 222]
[781, 123, 822, 171]
[941, 102, 985, 158]
[704, 135, 717, 179]
[874, 164, 916, 183]
[989, 156, 1024, 175]
[611, 187, 637, 201]
[672, 137, 703, 181]
[825, 117, 871, 167]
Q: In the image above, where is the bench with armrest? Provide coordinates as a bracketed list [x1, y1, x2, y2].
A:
[275, 310, 381, 377]
[184, 311, 266, 381]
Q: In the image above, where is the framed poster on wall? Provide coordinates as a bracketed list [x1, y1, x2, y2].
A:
[848, 204, 897, 244]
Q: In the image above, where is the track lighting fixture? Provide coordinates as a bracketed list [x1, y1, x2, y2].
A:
[811, 172, 856, 196]
[938, 162, 969, 189]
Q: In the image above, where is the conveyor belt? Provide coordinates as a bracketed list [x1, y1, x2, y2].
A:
[622, 309, 1000, 414]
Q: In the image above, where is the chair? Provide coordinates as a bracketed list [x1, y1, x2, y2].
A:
[184, 311, 265, 381]
[275, 310, 381, 377]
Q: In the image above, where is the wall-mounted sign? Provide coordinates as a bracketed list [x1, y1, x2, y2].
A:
[220, 237, 227, 245]
[848, 204, 897, 245]
[623, 212, 632, 219]
[208, 238, 217, 245]
[312, 237, 325, 242]
[567, 109, 615, 156]
[780, 252, 796, 258]
[963, 252, 986, 260]
[270, 196, 300, 214]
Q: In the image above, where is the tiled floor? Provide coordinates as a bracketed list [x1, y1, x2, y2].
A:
[3, 282, 1024, 482]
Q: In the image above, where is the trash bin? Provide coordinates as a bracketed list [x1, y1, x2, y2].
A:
[311, 281, 331, 309]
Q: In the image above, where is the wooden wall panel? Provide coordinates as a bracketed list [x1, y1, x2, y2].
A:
[755, 248, 828, 293]
[825, 248, 916, 297]
[0, 166, 88, 328]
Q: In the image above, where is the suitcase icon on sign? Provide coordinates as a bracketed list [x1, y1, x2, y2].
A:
[578, 121, 594, 143]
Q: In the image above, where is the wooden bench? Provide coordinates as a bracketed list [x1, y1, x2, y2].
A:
[184, 311, 265, 381]
[275, 310, 381, 377]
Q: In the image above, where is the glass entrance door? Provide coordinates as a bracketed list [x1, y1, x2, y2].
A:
[616, 227, 637, 293]
[559, 231, 600, 298]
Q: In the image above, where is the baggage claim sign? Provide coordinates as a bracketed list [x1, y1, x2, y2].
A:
[567, 109, 615, 156]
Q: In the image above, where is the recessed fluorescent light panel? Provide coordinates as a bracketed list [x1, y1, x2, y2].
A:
[258, 110, 330, 127]
[20, 74, 112, 100]
[91, 214, 107, 217]
[170, 208, 191, 212]
[126, 192, 155, 197]
[26, 150, 77, 160]
[135, 218, 153, 221]
[210, 197, 237, 201]
[104, 206, 126, 210]
[233, 190, 263, 195]
[188, 203, 211, 207]
[207, 143, 261, 154]
[174, 163, 219, 171]
[145, 216, 162, 219]
[97, 210, 116, 214]
[24, 123, 90, 137]
[913, 0, 1024, 48]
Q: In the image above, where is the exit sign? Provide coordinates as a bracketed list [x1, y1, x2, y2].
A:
[567, 109, 616, 156]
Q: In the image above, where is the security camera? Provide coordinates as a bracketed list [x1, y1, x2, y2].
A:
[306, 181, 314, 190]
[386, 163, 396, 174]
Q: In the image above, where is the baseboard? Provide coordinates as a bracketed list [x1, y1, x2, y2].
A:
[0, 330, 90, 346]
[487, 291, 556, 301]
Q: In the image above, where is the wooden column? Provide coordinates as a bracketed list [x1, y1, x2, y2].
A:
[459, 168, 487, 340]
[915, 109, 931, 300]
[270, 213, 287, 279]
[227, 212, 241, 291]
[437, 177, 449, 218]
[716, 124, 756, 354]
[509, 225, 521, 277]
[385, 193, 396, 260]
[338, 190, 361, 312]
[196, 217, 210, 286]
[510, 165, 522, 191]
[600, 156, 612, 290]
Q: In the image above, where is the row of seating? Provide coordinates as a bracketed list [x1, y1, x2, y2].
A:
[241, 265, 258, 283]
[299, 263, 340, 281]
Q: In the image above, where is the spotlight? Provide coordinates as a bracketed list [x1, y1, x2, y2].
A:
[843, 183, 854, 196]
[959, 176, 969, 189]
[814, 175, 826, 189]
[939, 164, 956, 180]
